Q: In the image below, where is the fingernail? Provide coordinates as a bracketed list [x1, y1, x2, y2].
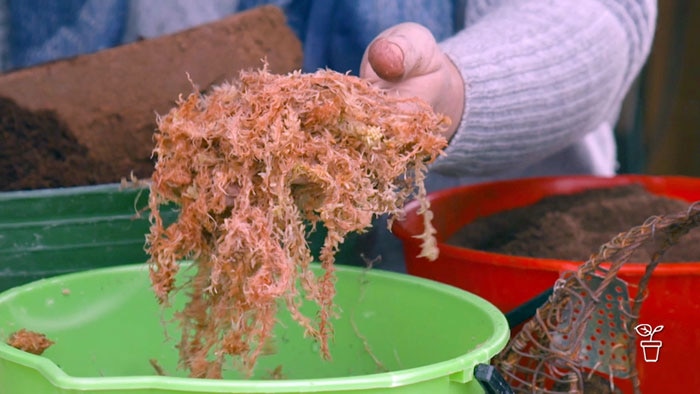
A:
[368, 38, 404, 82]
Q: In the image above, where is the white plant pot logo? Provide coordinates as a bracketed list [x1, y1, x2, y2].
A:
[634, 323, 664, 362]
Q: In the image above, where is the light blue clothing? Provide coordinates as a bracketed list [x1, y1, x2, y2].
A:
[5, 0, 127, 70]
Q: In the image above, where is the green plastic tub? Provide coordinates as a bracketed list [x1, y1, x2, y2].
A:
[0, 263, 509, 393]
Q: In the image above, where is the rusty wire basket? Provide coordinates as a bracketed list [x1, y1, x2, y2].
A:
[493, 201, 700, 393]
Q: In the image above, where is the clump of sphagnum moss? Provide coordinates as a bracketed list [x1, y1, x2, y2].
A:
[147, 66, 448, 378]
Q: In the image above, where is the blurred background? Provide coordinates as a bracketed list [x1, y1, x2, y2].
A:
[0, 0, 696, 177]
[616, 0, 699, 176]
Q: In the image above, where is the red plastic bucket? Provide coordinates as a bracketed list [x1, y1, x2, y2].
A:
[393, 175, 700, 393]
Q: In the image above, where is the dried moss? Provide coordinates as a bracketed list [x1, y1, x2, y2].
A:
[146, 67, 447, 378]
[7, 329, 54, 355]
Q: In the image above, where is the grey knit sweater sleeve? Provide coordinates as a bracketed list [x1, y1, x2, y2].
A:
[431, 0, 656, 176]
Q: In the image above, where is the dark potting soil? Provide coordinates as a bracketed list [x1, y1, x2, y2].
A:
[0, 97, 112, 191]
[447, 184, 700, 262]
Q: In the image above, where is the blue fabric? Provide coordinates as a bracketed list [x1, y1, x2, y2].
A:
[239, 0, 457, 74]
[8, 0, 127, 70]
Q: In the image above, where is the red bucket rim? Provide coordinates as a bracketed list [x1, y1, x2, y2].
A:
[393, 175, 700, 277]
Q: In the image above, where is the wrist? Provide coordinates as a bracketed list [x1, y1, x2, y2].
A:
[441, 54, 465, 140]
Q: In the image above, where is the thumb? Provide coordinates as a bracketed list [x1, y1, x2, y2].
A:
[366, 38, 405, 81]
[361, 22, 441, 83]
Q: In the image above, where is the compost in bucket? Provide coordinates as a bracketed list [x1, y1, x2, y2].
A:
[447, 184, 700, 262]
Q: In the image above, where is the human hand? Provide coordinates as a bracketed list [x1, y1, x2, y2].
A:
[360, 22, 465, 140]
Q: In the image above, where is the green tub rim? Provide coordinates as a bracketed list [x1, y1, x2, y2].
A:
[0, 263, 509, 393]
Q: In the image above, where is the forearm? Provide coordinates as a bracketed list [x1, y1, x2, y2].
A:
[431, 0, 656, 176]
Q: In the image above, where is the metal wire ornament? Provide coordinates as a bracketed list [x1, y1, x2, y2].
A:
[494, 201, 700, 393]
